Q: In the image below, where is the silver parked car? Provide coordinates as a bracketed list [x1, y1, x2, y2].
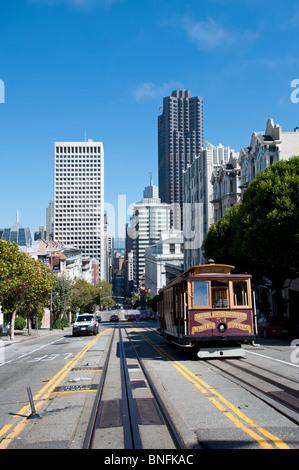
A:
[72, 314, 99, 336]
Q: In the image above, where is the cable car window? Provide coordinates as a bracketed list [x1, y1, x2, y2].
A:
[212, 288, 229, 308]
[233, 281, 248, 306]
[211, 280, 229, 308]
[193, 281, 210, 307]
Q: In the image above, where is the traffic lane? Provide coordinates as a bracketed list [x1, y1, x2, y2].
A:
[1, 320, 110, 366]
[0, 328, 70, 366]
[0, 327, 113, 449]
[0, 329, 75, 426]
[244, 338, 299, 374]
[0, 326, 107, 429]
[0, 329, 111, 449]
[126, 325, 297, 449]
[243, 343, 299, 389]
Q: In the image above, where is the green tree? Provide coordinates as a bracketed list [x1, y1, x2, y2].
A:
[0, 239, 57, 339]
[203, 203, 243, 269]
[237, 156, 299, 280]
[69, 278, 100, 315]
[98, 280, 115, 309]
[204, 157, 299, 314]
[52, 276, 72, 324]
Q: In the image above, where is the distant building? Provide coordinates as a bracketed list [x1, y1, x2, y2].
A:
[124, 222, 134, 296]
[53, 140, 104, 279]
[46, 200, 54, 241]
[129, 177, 171, 289]
[145, 230, 184, 295]
[34, 226, 47, 241]
[1, 211, 32, 247]
[103, 213, 113, 283]
[183, 143, 238, 269]
[158, 90, 204, 229]
[114, 251, 124, 272]
[21, 239, 98, 286]
[210, 152, 241, 223]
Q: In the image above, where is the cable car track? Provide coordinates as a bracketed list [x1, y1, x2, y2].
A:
[205, 357, 299, 424]
[129, 322, 299, 425]
[83, 323, 185, 449]
[139, 321, 299, 422]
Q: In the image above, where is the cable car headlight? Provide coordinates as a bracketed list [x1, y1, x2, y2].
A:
[217, 322, 227, 333]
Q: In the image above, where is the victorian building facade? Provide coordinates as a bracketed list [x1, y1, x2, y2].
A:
[210, 152, 241, 223]
[239, 119, 299, 192]
[183, 142, 237, 269]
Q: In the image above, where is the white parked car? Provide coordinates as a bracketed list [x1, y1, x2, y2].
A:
[72, 314, 99, 337]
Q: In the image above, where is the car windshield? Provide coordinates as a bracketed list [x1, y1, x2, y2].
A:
[77, 315, 93, 322]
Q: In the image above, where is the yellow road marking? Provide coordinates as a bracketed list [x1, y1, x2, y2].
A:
[0, 329, 111, 449]
[130, 326, 290, 450]
[0, 425, 12, 438]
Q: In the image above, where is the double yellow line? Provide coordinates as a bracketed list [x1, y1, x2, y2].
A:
[0, 329, 109, 449]
[131, 327, 290, 450]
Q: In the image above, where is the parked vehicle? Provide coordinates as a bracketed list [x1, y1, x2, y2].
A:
[110, 314, 119, 322]
[127, 314, 136, 321]
[72, 314, 99, 337]
[139, 312, 150, 321]
[257, 315, 294, 338]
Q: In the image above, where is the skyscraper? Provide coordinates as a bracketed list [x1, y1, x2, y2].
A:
[158, 90, 203, 228]
[53, 140, 104, 279]
[0, 211, 32, 247]
[129, 178, 170, 289]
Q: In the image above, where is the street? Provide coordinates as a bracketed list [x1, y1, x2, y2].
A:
[0, 311, 298, 450]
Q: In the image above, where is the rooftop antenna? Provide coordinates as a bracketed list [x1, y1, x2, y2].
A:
[84, 130, 86, 142]
[16, 209, 19, 224]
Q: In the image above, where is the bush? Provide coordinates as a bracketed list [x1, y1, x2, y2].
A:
[52, 316, 69, 330]
[14, 316, 26, 330]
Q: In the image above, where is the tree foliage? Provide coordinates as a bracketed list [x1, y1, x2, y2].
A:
[69, 278, 100, 314]
[52, 276, 72, 323]
[99, 280, 115, 309]
[0, 239, 57, 339]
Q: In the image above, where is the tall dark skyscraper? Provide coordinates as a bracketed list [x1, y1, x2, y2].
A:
[158, 90, 203, 228]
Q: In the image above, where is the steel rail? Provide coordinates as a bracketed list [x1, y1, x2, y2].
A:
[119, 325, 142, 449]
[206, 359, 299, 425]
[82, 326, 116, 449]
[124, 325, 186, 449]
[83, 322, 186, 449]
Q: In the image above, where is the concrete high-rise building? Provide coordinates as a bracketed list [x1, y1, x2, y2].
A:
[46, 200, 54, 241]
[103, 213, 113, 283]
[129, 178, 171, 289]
[183, 142, 238, 269]
[158, 90, 203, 228]
[53, 140, 104, 279]
[145, 229, 184, 295]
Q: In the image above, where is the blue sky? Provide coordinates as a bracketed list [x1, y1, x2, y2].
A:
[0, 0, 299, 238]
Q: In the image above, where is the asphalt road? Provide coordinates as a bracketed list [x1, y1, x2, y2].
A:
[0, 310, 298, 450]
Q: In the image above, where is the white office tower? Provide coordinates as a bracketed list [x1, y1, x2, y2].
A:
[54, 140, 104, 279]
[129, 177, 171, 289]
